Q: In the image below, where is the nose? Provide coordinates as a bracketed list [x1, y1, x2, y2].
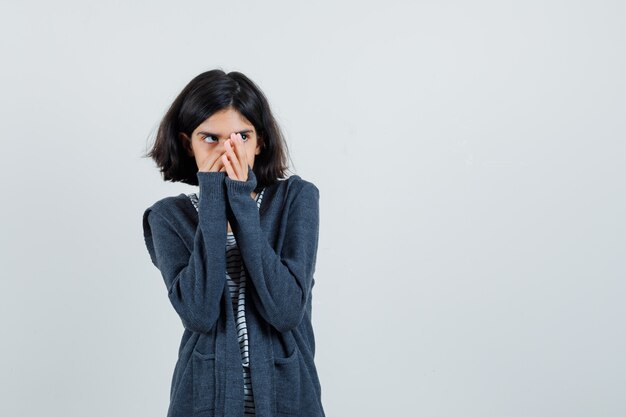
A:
[219, 133, 238, 146]
[214, 135, 234, 153]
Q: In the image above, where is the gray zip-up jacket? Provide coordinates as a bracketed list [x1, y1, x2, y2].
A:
[142, 166, 325, 417]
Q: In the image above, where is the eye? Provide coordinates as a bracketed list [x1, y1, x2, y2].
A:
[240, 133, 249, 141]
[201, 135, 218, 144]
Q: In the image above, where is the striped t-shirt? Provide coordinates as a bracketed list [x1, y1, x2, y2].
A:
[187, 187, 266, 416]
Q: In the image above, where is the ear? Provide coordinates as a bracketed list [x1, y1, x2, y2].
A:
[255, 136, 263, 156]
[179, 133, 194, 157]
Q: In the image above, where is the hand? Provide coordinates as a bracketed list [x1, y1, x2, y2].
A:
[198, 148, 227, 173]
[221, 132, 250, 181]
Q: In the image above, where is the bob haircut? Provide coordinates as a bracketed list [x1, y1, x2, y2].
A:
[145, 69, 290, 193]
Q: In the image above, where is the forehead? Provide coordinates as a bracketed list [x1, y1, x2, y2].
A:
[195, 108, 255, 133]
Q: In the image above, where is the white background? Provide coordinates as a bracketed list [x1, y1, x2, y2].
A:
[1, 1, 624, 416]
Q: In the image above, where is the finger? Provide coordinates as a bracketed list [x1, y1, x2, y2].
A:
[228, 133, 246, 176]
[202, 150, 224, 172]
[207, 150, 226, 172]
[224, 138, 243, 179]
[222, 154, 237, 179]
[232, 133, 249, 176]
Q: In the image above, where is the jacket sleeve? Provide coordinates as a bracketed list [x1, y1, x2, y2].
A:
[142, 171, 228, 334]
[224, 167, 320, 333]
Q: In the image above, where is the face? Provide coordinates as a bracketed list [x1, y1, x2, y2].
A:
[180, 107, 262, 172]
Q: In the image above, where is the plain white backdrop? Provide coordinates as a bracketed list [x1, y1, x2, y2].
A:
[1, 1, 624, 416]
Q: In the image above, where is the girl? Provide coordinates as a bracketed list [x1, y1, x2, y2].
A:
[142, 69, 325, 417]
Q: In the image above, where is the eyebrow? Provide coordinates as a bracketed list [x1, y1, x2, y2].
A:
[197, 129, 254, 137]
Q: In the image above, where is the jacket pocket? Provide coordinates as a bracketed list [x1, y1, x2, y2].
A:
[274, 347, 301, 414]
[192, 350, 216, 412]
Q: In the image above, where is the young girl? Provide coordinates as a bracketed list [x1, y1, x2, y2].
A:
[142, 69, 325, 417]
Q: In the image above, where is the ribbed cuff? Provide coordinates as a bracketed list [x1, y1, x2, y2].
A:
[197, 171, 227, 202]
[224, 166, 257, 194]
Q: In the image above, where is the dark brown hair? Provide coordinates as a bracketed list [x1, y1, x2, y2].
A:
[144, 69, 291, 192]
